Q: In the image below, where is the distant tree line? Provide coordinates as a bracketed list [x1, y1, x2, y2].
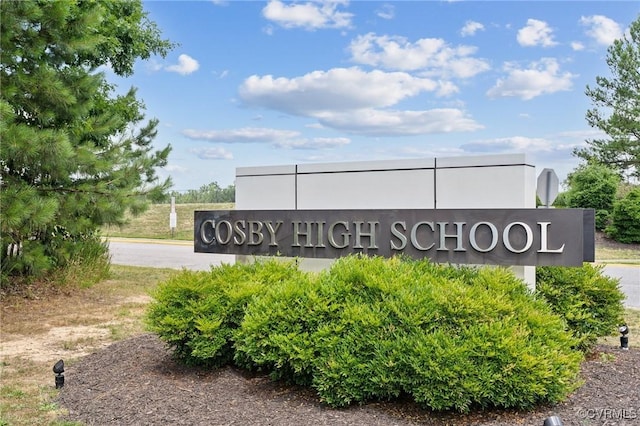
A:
[161, 182, 235, 204]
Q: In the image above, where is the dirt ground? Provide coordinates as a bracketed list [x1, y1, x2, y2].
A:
[56, 334, 639, 425]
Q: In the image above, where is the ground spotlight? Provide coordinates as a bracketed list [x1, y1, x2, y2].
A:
[53, 359, 64, 389]
[543, 415, 563, 426]
[619, 325, 629, 350]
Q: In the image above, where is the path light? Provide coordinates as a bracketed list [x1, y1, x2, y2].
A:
[543, 416, 563, 426]
[53, 359, 64, 389]
[619, 325, 629, 350]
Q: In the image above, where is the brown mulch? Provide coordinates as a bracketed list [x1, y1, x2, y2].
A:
[57, 334, 639, 426]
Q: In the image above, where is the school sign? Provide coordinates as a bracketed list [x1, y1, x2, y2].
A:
[195, 208, 594, 267]
[194, 155, 595, 286]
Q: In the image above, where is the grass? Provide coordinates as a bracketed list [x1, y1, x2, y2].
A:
[102, 202, 233, 240]
[599, 307, 640, 347]
[0, 265, 175, 426]
[595, 246, 640, 264]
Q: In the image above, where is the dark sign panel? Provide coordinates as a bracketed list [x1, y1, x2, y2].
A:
[194, 209, 595, 267]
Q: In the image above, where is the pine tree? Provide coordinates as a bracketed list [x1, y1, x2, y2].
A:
[574, 15, 640, 180]
[1, 1, 174, 279]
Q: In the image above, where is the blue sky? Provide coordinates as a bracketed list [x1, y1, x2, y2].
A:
[107, 1, 640, 191]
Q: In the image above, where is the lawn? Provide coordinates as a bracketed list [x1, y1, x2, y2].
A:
[101, 203, 233, 240]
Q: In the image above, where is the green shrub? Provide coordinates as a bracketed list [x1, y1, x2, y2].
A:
[536, 264, 625, 352]
[595, 209, 611, 231]
[565, 164, 620, 230]
[606, 187, 640, 243]
[235, 256, 582, 412]
[146, 259, 304, 366]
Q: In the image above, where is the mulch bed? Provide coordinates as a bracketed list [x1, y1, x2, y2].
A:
[57, 333, 639, 425]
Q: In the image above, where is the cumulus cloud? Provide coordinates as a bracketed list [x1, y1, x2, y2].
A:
[183, 128, 349, 151]
[580, 15, 623, 46]
[238, 66, 482, 136]
[571, 41, 585, 51]
[375, 4, 395, 20]
[182, 127, 300, 143]
[262, 0, 352, 30]
[315, 108, 483, 136]
[166, 54, 200, 75]
[239, 67, 442, 114]
[460, 20, 485, 37]
[517, 19, 557, 47]
[462, 136, 556, 153]
[164, 164, 189, 173]
[274, 137, 351, 149]
[190, 147, 234, 160]
[487, 58, 576, 100]
[348, 33, 490, 78]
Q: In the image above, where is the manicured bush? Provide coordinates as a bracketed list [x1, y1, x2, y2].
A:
[606, 187, 640, 243]
[235, 256, 582, 412]
[146, 259, 305, 366]
[536, 263, 625, 352]
[565, 164, 620, 230]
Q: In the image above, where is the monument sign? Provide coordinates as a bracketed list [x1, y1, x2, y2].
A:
[195, 208, 594, 267]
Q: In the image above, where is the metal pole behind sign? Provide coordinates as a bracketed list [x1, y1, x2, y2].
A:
[169, 196, 177, 238]
[545, 170, 552, 208]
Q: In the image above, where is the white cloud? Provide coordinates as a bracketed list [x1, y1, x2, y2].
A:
[182, 127, 300, 143]
[462, 136, 557, 153]
[274, 137, 350, 149]
[376, 4, 395, 20]
[571, 41, 585, 51]
[348, 33, 490, 78]
[164, 164, 189, 173]
[184, 128, 349, 151]
[460, 21, 485, 37]
[487, 58, 576, 100]
[555, 129, 606, 140]
[517, 19, 557, 47]
[315, 108, 483, 136]
[190, 147, 234, 160]
[238, 67, 483, 136]
[580, 15, 623, 46]
[166, 54, 200, 75]
[262, 0, 352, 30]
[239, 67, 442, 114]
[145, 59, 163, 72]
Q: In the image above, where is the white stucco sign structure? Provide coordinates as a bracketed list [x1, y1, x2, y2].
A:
[194, 154, 595, 287]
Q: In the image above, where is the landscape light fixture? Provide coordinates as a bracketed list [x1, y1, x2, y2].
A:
[543, 415, 563, 426]
[619, 325, 629, 350]
[53, 359, 64, 389]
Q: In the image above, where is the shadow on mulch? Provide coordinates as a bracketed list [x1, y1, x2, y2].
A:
[57, 334, 639, 426]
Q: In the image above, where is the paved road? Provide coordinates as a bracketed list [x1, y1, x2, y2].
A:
[108, 239, 640, 308]
[606, 264, 640, 309]
[108, 239, 235, 271]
